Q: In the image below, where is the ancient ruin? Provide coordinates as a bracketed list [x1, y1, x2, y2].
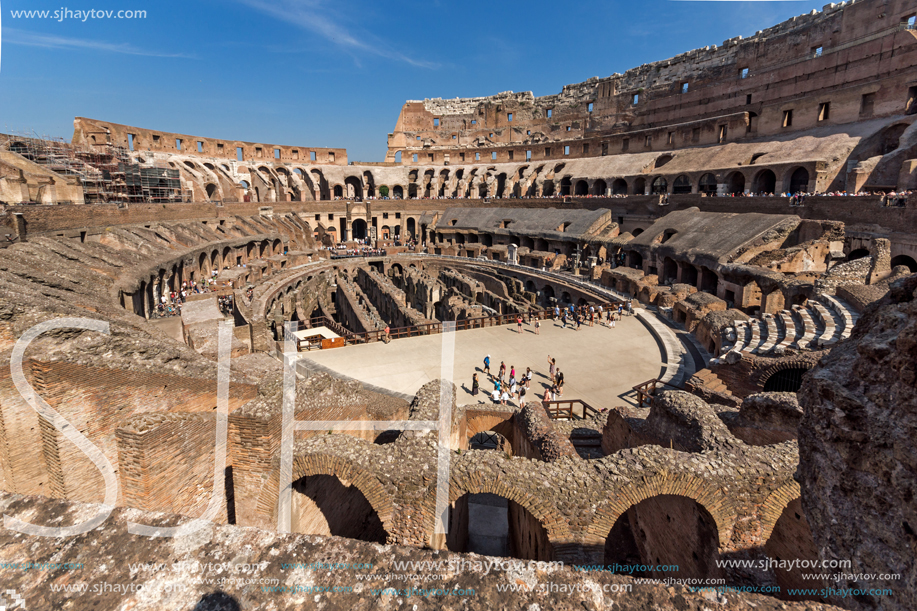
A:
[1, 0, 916, 609]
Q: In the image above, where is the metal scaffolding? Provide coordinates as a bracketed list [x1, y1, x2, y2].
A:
[2, 130, 187, 204]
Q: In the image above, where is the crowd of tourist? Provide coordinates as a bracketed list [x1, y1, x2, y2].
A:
[150, 269, 235, 319]
[468, 301, 632, 409]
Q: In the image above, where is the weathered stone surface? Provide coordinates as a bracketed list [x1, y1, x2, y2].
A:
[799, 273, 917, 611]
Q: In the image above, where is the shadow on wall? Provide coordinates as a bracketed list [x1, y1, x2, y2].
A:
[193, 591, 241, 610]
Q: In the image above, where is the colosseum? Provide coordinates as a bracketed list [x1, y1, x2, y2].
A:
[0, 1, 916, 610]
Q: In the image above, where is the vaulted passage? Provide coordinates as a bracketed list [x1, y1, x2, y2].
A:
[604, 495, 722, 581]
[290, 475, 387, 543]
[446, 493, 553, 561]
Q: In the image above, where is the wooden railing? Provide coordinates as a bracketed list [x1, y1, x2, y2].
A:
[543, 399, 602, 421]
[295, 301, 626, 350]
[632, 378, 683, 408]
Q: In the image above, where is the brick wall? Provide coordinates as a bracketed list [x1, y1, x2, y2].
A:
[30, 360, 256, 504]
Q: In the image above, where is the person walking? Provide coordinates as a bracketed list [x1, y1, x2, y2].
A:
[483, 355, 491, 377]
[472, 373, 480, 397]
[562, 312, 568, 329]
[556, 372, 565, 397]
[610, 312, 617, 328]
[548, 356, 556, 383]
[575, 315, 582, 331]
[534, 319, 541, 335]
[510, 365, 516, 381]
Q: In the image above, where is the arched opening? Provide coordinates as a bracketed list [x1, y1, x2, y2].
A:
[890, 254, 917, 272]
[592, 179, 607, 196]
[698, 173, 717, 195]
[542, 285, 555, 306]
[753, 169, 777, 195]
[205, 183, 218, 200]
[560, 176, 572, 196]
[726, 172, 745, 195]
[629, 251, 644, 270]
[393, 185, 404, 199]
[699, 266, 718, 293]
[880, 123, 908, 155]
[612, 179, 628, 195]
[651, 176, 668, 195]
[333, 185, 344, 198]
[574, 180, 589, 195]
[561, 291, 572, 304]
[631, 228, 644, 237]
[604, 495, 722, 581]
[351, 219, 368, 241]
[445, 492, 553, 560]
[345, 176, 363, 200]
[406, 217, 416, 240]
[765, 497, 822, 600]
[633, 177, 646, 195]
[762, 367, 811, 393]
[789, 168, 810, 194]
[653, 154, 674, 169]
[290, 474, 387, 543]
[525, 280, 537, 293]
[682, 265, 698, 287]
[672, 175, 691, 194]
[846, 248, 870, 261]
[662, 257, 678, 283]
[542, 180, 555, 196]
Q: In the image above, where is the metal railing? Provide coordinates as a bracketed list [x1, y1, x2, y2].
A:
[632, 378, 683, 408]
[543, 399, 602, 420]
[299, 299, 625, 350]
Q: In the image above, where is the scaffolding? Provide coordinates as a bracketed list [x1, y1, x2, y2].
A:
[2, 130, 187, 204]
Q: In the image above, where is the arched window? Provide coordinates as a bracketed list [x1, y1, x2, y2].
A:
[651, 176, 668, 194]
[673, 175, 692, 194]
[699, 173, 717, 195]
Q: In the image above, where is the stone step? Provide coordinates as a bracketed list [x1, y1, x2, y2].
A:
[757, 314, 780, 353]
[792, 305, 817, 349]
[776, 311, 797, 351]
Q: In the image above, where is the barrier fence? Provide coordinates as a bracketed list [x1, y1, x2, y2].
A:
[297, 300, 627, 350]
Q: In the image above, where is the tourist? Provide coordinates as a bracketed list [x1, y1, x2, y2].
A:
[472, 373, 480, 397]
[556, 374, 565, 397]
[610, 312, 617, 328]
[492, 388, 501, 404]
[542, 386, 552, 408]
[519, 386, 527, 409]
[575, 315, 582, 331]
[548, 356, 556, 383]
[510, 377, 518, 399]
[499, 361, 506, 382]
[483, 354, 491, 377]
[501, 389, 510, 405]
[510, 365, 516, 381]
[535, 319, 541, 334]
[517, 316, 523, 333]
[525, 367, 533, 389]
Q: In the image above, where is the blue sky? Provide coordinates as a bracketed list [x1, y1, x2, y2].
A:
[1, 0, 828, 161]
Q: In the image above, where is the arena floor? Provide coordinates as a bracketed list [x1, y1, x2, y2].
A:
[302, 315, 665, 410]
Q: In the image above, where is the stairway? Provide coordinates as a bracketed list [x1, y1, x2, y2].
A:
[714, 296, 859, 363]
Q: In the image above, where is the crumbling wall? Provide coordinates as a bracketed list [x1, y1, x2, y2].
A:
[798, 274, 917, 611]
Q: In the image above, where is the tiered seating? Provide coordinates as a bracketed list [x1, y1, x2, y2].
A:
[712, 296, 861, 363]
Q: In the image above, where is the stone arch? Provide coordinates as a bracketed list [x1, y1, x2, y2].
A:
[758, 480, 801, 541]
[651, 176, 667, 195]
[672, 175, 692, 194]
[725, 171, 745, 195]
[611, 178, 627, 195]
[592, 179, 607, 196]
[588, 473, 735, 549]
[698, 173, 717, 195]
[258, 452, 396, 540]
[890, 254, 917, 272]
[753, 169, 777, 194]
[574, 179, 589, 196]
[787, 167, 810, 193]
[424, 469, 574, 551]
[757, 360, 814, 392]
[633, 177, 646, 195]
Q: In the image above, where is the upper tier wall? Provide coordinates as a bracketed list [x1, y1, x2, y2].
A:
[387, 0, 917, 163]
[72, 117, 348, 165]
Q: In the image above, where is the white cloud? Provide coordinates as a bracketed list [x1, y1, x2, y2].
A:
[4, 28, 194, 58]
[237, 0, 438, 69]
